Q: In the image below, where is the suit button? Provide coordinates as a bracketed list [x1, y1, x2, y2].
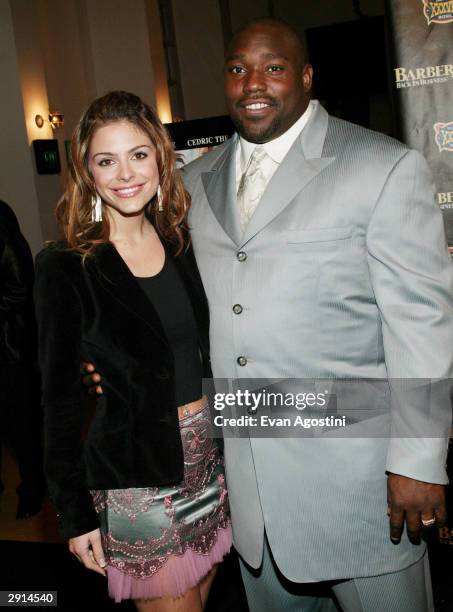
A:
[237, 356, 247, 366]
[237, 251, 247, 262]
[233, 304, 243, 314]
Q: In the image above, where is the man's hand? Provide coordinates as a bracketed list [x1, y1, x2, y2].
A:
[387, 473, 446, 545]
[69, 528, 107, 576]
[80, 361, 103, 395]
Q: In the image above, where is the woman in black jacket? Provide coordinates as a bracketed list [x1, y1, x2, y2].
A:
[34, 91, 231, 610]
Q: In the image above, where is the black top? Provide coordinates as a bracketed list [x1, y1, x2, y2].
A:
[135, 254, 202, 406]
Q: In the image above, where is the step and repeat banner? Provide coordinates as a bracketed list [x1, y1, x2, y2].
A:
[387, 1, 453, 594]
[387, 0, 453, 258]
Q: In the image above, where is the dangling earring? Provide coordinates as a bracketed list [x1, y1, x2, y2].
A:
[91, 193, 102, 222]
[157, 185, 163, 212]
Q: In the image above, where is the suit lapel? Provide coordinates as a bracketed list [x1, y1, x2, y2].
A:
[201, 135, 242, 246]
[93, 242, 168, 345]
[241, 103, 335, 246]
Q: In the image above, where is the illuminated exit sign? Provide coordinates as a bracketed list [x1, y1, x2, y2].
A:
[32, 139, 61, 174]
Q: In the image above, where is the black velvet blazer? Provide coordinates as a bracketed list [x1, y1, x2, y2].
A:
[34, 240, 211, 539]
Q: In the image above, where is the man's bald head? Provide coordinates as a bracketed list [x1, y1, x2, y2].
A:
[227, 17, 307, 70]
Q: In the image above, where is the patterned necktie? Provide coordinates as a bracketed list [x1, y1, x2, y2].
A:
[237, 146, 269, 232]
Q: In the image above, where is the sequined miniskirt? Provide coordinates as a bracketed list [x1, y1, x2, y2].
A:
[91, 403, 232, 602]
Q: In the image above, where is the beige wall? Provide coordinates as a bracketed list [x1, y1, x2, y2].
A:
[11, 0, 76, 243]
[145, 0, 173, 123]
[85, 0, 156, 105]
[172, 0, 227, 119]
[3, 0, 166, 247]
[38, 0, 95, 137]
[0, 1, 44, 255]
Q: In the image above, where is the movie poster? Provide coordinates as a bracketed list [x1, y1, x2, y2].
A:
[165, 115, 235, 167]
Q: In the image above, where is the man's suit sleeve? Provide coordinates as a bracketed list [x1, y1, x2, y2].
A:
[366, 148, 453, 484]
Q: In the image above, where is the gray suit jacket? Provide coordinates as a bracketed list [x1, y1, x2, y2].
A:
[183, 102, 453, 581]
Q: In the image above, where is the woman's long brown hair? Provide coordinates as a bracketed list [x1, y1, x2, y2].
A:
[56, 90, 190, 257]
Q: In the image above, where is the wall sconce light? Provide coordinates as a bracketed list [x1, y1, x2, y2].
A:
[35, 112, 64, 130]
[49, 112, 64, 129]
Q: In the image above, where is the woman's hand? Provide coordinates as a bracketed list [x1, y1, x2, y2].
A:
[68, 528, 107, 576]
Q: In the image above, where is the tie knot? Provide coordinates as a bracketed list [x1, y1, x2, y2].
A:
[250, 146, 267, 165]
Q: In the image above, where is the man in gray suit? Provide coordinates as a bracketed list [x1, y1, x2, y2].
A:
[182, 17, 453, 612]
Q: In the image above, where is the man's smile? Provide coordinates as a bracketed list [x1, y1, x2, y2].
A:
[239, 99, 276, 118]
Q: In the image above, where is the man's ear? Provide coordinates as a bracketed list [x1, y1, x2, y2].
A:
[302, 64, 313, 94]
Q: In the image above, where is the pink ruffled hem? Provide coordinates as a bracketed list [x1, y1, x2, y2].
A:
[107, 525, 232, 602]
